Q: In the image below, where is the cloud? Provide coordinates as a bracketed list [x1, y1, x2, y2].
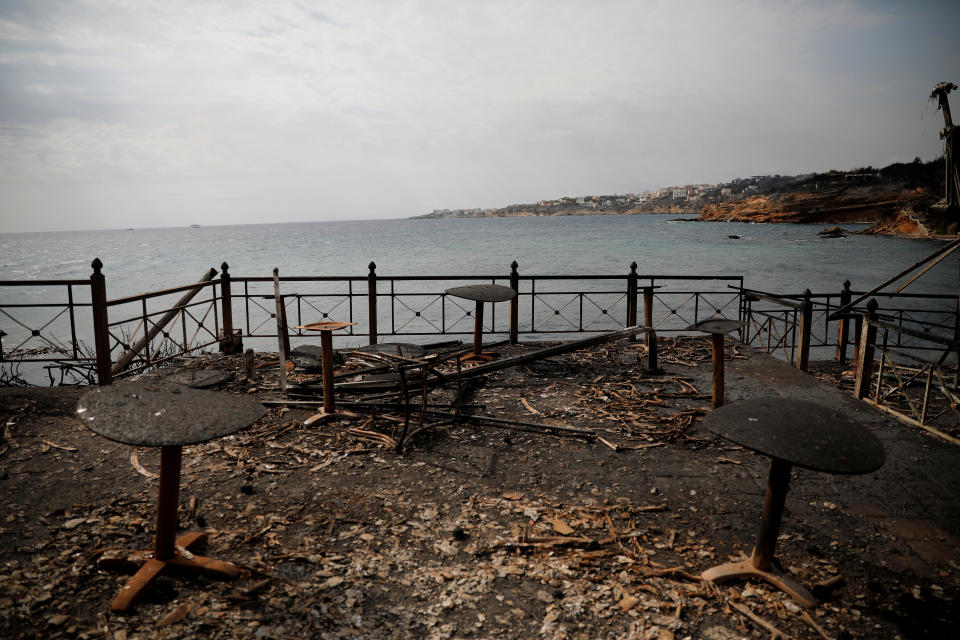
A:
[1, 1, 958, 232]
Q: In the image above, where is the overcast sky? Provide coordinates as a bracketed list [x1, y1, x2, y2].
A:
[1, 1, 958, 233]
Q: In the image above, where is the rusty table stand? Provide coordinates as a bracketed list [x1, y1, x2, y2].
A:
[77, 383, 265, 612]
[444, 284, 516, 362]
[296, 321, 360, 424]
[700, 398, 885, 608]
[687, 318, 746, 408]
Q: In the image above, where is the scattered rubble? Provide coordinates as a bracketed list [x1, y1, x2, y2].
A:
[1, 337, 958, 638]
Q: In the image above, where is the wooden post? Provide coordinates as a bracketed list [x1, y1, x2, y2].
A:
[646, 329, 660, 373]
[244, 348, 255, 380]
[320, 330, 336, 413]
[90, 258, 112, 386]
[627, 262, 638, 342]
[712, 332, 725, 408]
[509, 261, 519, 344]
[853, 299, 879, 400]
[836, 280, 852, 364]
[219, 262, 235, 354]
[367, 261, 378, 345]
[473, 301, 485, 356]
[643, 286, 655, 364]
[796, 289, 812, 371]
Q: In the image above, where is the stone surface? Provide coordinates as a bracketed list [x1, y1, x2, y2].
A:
[77, 382, 265, 446]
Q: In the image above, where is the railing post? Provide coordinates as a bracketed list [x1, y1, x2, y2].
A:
[796, 288, 812, 371]
[853, 299, 879, 400]
[367, 261, 378, 345]
[90, 258, 112, 386]
[509, 260, 519, 344]
[627, 262, 638, 342]
[219, 262, 236, 354]
[836, 280, 852, 364]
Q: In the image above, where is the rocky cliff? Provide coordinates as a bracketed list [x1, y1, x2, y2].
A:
[697, 188, 930, 225]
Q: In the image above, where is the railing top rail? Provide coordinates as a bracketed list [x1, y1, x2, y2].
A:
[232, 273, 744, 283]
[0, 302, 92, 309]
[0, 279, 88, 286]
[869, 316, 960, 349]
[730, 286, 804, 310]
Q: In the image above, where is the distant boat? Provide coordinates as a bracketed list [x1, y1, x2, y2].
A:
[190, 224, 201, 228]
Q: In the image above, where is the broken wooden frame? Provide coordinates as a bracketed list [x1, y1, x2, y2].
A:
[286, 325, 656, 451]
[853, 302, 960, 445]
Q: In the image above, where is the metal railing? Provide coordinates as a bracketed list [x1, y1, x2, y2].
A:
[2, 259, 957, 396]
[852, 300, 960, 444]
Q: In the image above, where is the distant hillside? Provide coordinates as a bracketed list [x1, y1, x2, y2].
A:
[415, 158, 946, 226]
[697, 158, 954, 237]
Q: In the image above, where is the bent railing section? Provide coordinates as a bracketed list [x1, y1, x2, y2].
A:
[853, 300, 960, 444]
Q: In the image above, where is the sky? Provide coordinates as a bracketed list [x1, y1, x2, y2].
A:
[1, 1, 958, 233]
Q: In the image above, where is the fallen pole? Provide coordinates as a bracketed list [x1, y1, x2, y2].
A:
[422, 409, 595, 439]
[111, 268, 217, 376]
[445, 326, 651, 382]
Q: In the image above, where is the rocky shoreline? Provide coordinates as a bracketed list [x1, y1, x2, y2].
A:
[695, 187, 956, 238]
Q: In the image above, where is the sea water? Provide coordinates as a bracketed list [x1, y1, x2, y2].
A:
[2, 215, 956, 297]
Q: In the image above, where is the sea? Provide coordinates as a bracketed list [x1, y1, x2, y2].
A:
[2, 215, 956, 297]
[1, 214, 957, 385]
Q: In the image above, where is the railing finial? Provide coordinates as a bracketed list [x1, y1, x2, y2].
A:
[91, 258, 103, 273]
[368, 261, 377, 273]
[630, 261, 637, 272]
[221, 261, 230, 274]
[511, 260, 518, 271]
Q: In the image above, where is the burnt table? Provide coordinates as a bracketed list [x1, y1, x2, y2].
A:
[296, 321, 358, 424]
[687, 318, 745, 408]
[77, 383, 265, 612]
[444, 284, 516, 362]
[700, 398, 885, 607]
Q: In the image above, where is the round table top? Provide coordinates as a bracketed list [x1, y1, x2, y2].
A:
[687, 318, 746, 335]
[445, 284, 516, 303]
[356, 342, 426, 358]
[702, 398, 885, 475]
[77, 382, 265, 447]
[297, 321, 356, 332]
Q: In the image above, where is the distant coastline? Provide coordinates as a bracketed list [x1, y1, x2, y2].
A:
[414, 158, 954, 237]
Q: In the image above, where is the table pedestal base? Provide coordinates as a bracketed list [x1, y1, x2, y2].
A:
[701, 553, 817, 608]
[104, 531, 240, 612]
[701, 457, 817, 608]
[459, 351, 499, 363]
[304, 409, 361, 426]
